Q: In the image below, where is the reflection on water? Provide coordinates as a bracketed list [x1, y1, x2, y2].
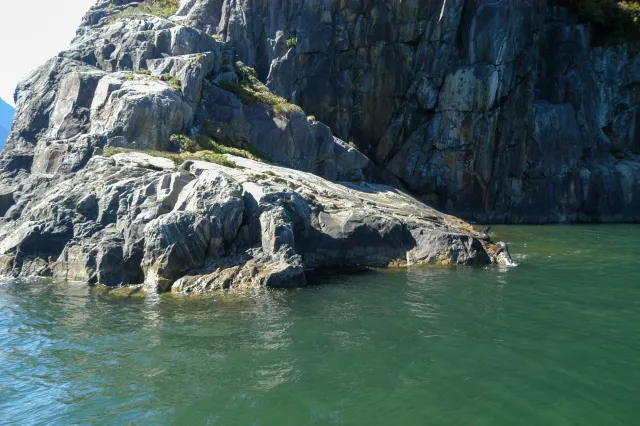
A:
[1, 225, 640, 425]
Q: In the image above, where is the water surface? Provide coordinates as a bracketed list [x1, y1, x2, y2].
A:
[1, 225, 639, 425]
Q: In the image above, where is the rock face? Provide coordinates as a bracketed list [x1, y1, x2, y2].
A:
[175, 0, 640, 223]
[0, 152, 500, 292]
[0, 1, 507, 291]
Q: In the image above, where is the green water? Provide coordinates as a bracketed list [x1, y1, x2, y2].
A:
[1, 226, 639, 425]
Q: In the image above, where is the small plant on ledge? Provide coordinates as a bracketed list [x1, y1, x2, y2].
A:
[285, 36, 297, 49]
[160, 73, 182, 91]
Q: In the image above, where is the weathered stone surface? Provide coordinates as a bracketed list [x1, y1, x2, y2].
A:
[171, 0, 640, 223]
[0, 0, 520, 292]
[0, 152, 506, 291]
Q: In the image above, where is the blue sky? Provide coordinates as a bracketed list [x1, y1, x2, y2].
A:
[0, 0, 95, 105]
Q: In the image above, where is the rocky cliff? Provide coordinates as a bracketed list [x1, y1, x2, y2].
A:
[0, 0, 511, 292]
[173, 0, 640, 223]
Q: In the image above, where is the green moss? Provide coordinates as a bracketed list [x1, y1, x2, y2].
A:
[550, 0, 640, 45]
[220, 61, 304, 116]
[108, 0, 180, 22]
[285, 36, 297, 48]
[273, 102, 304, 115]
[160, 73, 182, 91]
[103, 146, 237, 169]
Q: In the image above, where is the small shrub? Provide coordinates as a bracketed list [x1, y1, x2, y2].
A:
[285, 36, 297, 48]
[160, 73, 182, 91]
[307, 115, 316, 121]
[211, 34, 223, 41]
[126, 73, 135, 80]
[137, 69, 151, 75]
[195, 55, 202, 62]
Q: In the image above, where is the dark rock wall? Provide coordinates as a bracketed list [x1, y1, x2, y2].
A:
[175, 0, 640, 223]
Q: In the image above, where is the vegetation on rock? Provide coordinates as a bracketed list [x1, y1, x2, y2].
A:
[220, 61, 304, 116]
[170, 134, 199, 153]
[160, 73, 182, 91]
[170, 132, 269, 162]
[193, 134, 266, 162]
[550, 0, 640, 44]
[103, 146, 237, 169]
[285, 36, 297, 48]
[110, 0, 180, 21]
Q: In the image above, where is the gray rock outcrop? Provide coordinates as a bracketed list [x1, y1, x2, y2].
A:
[0, 2, 508, 291]
[0, 153, 502, 292]
[175, 0, 640, 223]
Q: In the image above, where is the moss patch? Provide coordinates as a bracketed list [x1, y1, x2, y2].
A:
[103, 146, 237, 169]
[550, 0, 640, 45]
[220, 61, 304, 116]
[109, 0, 180, 22]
